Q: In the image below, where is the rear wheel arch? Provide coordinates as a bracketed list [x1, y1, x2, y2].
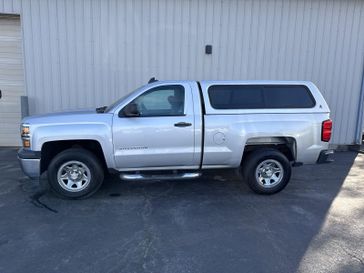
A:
[241, 137, 297, 165]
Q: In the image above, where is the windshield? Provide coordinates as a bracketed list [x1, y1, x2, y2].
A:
[105, 85, 145, 112]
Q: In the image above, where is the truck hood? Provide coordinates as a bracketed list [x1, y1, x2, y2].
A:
[22, 109, 113, 125]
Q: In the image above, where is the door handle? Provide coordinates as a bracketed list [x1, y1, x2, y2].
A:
[174, 122, 192, 127]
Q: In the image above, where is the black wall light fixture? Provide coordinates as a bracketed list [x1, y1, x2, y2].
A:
[205, 45, 212, 54]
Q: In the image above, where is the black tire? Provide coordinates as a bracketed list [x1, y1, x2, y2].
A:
[241, 149, 291, 194]
[47, 148, 104, 199]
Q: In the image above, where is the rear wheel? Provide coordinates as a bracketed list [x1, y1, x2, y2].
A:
[242, 149, 291, 194]
[48, 148, 104, 199]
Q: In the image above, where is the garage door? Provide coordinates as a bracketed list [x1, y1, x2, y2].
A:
[0, 16, 24, 146]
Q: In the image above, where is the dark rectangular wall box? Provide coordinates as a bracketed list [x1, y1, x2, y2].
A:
[205, 45, 212, 54]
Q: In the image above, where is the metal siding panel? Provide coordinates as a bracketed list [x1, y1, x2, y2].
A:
[22, 0, 36, 114]
[83, 0, 92, 107]
[16, 0, 364, 144]
[193, 0, 203, 79]
[327, 0, 347, 143]
[0, 0, 21, 14]
[140, 0, 149, 84]
[31, 0, 43, 113]
[249, 0, 260, 79]
[39, 0, 52, 112]
[20, 0, 32, 111]
[48, 0, 60, 112]
[115, 0, 124, 103]
[73, 0, 82, 109]
[221, 0, 234, 79]
[12, 0, 20, 13]
[188, 0, 198, 79]
[3, 0, 13, 13]
[90, 0, 100, 108]
[158, 0, 166, 78]
[179, 0, 189, 79]
[109, 0, 117, 101]
[99, 0, 108, 106]
[350, 0, 364, 142]
[335, 0, 355, 143]
[57, 0, 69, 110]
[123, 0, 132, 89]
[65, 0, 76, 109]
[174, 0, 183, 78]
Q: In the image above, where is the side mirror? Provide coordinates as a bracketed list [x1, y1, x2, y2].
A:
[121, 103, 140, 117]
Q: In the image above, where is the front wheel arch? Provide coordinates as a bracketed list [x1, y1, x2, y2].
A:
[40, 139, 107, 174]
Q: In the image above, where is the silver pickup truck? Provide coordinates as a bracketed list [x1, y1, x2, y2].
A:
[18, 80, 333, 199]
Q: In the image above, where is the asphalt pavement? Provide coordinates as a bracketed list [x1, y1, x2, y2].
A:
[0, 148, 363, 273]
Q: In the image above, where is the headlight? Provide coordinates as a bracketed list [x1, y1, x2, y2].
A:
[20, 124, 30, 148]
[21, 124, 30, 137]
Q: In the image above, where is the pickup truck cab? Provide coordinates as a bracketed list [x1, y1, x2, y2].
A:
[18, 80, 334, 199]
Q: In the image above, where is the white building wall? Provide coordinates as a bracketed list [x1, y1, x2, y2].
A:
[1, 0, 364, 144]
[0, 0, 20, 14]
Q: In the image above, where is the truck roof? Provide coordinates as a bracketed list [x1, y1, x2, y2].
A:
[149, 80, 314, 85]
[200, 80, 314, 85]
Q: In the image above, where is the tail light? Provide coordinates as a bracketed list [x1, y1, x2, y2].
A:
[321, 119, 332, 142]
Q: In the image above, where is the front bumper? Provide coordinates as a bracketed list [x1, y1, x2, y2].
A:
[317, 149, 335, 164]
[17, 148, 41, 179]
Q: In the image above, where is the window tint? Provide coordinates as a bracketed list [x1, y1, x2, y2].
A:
[132, 85, 185, 116]
[208, 85, 315, 109]
[208, 85, 264, 109]
[263, 86, 315, 108]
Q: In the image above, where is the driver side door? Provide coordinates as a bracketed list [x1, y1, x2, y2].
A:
[112, 83, 197, 170]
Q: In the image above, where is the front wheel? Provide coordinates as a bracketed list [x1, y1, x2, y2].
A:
[48, 148, 104, 199]
[242, 149, 292, 194]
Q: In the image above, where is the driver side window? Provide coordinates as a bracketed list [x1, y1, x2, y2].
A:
[133, 85, 185, 117]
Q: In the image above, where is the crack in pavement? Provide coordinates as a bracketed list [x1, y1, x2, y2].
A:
[340, 246, 364, 266]
[19, 177, 58, 213]
[140, 187, 160, 272]
[30, 190, 58, 213]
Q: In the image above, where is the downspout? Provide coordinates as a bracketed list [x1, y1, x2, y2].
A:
[355, 57, 364, 144]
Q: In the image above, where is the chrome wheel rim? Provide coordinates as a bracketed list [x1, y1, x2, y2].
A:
[255, 159, 284, 188]
[57, 161, 91, 192]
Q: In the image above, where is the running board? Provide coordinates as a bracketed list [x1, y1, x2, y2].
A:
[120, 172, 201, 181]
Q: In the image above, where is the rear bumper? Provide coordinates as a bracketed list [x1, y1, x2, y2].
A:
[17, 148, 41, 179]
[317, 149, 334, 164]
